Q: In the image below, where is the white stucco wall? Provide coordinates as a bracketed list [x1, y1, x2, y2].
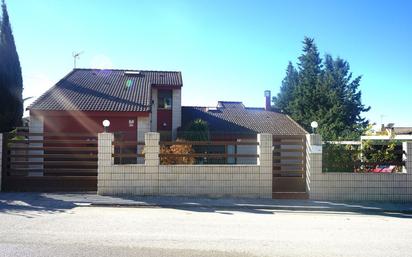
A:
[137, 116, 150, 164]
[29, 115, 44, 176]
[137, 116, 150, 142]
[150, 88, 158, 132]
[172, 89, 181, 140]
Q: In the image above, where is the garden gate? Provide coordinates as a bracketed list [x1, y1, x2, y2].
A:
[272, 135, 307, 199]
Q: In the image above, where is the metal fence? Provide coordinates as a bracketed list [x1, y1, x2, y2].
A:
[322, 142, 405, 173]
[159, 140, 259, 165]
[2, 129, 98, 191]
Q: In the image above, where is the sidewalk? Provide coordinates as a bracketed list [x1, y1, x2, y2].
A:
[1, 192, 412, 214]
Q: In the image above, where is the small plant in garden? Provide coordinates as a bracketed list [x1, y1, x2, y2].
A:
[180, 119, 210, 141]
[7, 128, 26, 147]
[362, 140, 399, 163]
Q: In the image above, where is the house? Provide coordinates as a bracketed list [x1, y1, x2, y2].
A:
[28, 69, 183, 142]
[28, 69, 306, 142]
[3, 68, 309, 193]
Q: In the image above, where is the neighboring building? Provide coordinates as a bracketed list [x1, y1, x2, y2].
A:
[362, 124, 412, 141]
[182, 101, 306, 139]
[28, 69, 182, 141]
[182, 101, 307, 164]
[393, 127, 412, 135]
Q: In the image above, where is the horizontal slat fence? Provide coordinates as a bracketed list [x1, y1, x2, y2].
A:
[2, 130, 99, 191]
[272, 135, 307, 196]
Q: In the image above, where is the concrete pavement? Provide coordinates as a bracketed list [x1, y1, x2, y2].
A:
[1, 200, 412, 257]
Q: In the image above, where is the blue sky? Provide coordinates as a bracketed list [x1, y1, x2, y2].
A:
[6, 0, 412, 126]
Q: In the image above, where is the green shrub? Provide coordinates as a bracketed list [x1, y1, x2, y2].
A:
[323, 143, 360, 172]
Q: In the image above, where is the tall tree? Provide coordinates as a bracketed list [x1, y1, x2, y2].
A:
[319, 54, 370, 139]
[273, 37, 370, 140]
[272, 62, 298, 113]
[290, 37, 323, 131]
[0, 0, 23, 132]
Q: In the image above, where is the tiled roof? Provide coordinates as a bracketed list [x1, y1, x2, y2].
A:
[182, 102, 307, 136]
[28, 69, 182, 112]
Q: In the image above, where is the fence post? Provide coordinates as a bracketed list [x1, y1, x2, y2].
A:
[98, 133, 114, 166]
[144, 132, 160, 166]
[306, 134, 322, 196]
[97, 133, 114, 194]
[257, 133, 272, 198]
[403, 141, 412, 173]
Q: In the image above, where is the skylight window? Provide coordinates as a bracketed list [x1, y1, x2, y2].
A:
[124, 71, 142, 76]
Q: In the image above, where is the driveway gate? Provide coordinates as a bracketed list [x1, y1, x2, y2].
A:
[1, 129, 98, 191]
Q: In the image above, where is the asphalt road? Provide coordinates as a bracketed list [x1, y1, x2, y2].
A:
[1, 205, 412, 257]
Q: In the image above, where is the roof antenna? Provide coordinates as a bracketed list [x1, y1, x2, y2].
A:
[72, 51, 84, 69]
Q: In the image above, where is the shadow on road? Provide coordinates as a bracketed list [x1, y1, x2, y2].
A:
[1, 192, 412, 218]
[89, 195, 412, 218]
[0, 192, 77, 218]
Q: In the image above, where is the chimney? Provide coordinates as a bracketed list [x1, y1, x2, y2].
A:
[264, 90, 271, 111]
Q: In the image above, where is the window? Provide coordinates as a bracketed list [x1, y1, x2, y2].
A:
[227, 145, 236, 164]
[158, 90, 172, 109]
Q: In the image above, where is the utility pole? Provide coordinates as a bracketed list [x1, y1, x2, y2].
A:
[72, 51, 84, 68]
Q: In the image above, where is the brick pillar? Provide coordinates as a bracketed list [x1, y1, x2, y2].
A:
[98, 133, 114, 194]
[403, 141, 412, 173]
[0, 133, 2, 192]
[257, 133, 273, 198]
[144, 132, 160, 166]
[306, 134, 322, 196]
[144, 132, 160, 195]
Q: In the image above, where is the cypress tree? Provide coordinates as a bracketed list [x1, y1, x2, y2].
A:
[0, 0, 23, 132]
